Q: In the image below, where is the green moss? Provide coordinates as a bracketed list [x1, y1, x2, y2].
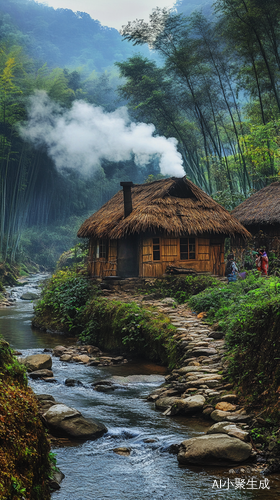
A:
[80, 298, 177, 367]
[0, 340, 51, 499]
[33, 269, 177, 367]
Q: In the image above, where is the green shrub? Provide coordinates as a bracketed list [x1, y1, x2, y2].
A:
[34, 269, 96, 334]
[146, 275, 220, 303]
[188, 271, 280, 420]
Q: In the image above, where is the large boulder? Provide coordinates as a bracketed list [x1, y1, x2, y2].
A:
[171, 395, 205, 415]
[43, 404, 107, 439]
[177, 434, 252, 466]
[20, 354, 52, 372]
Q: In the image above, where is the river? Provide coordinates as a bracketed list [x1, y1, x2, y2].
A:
[0, 274, 279, 500]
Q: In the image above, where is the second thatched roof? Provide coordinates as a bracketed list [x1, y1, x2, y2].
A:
[78, 177, 250, 240]
[232, 181, 280, 226]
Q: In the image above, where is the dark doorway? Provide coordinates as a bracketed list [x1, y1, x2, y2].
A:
[117, 236, 139, 277]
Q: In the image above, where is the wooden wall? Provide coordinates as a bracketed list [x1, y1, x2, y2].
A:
[88, 239, 117, 277]
[88, 235, 225, 278]
[140, 235, 225, 277]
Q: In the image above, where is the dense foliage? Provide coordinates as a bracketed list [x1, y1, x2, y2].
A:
[189, 272, 280, 419]
[33, 269, 93, 334]
[119, 1, 280, 201]
[0, 339, 51, 499]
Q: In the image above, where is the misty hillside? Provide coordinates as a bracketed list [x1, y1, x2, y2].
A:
[0, 0, 148, 73]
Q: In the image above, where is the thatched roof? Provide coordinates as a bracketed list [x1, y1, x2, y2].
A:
[78, 177, 250, 240]
[232, 181, 280, 226]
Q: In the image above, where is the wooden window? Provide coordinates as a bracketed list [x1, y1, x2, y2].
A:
[180, 237, 196, 260]
[94, 239, 108, 259]
[153, 237, 160, 261]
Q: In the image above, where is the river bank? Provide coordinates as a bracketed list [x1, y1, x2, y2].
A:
[1, 274, 280, 498]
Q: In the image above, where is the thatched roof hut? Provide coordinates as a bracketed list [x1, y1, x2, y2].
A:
[78, 177, 249, 278]
[78, 177, 249, 240]
[231, 181, 280, 253]
[232, 181, 280, 227]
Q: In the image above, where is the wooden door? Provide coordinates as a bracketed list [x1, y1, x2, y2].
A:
[117, 236, 139, 277]
[210, 245, 222, 276]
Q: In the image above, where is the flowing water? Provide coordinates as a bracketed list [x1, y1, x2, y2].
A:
[0, 275, 279, 500]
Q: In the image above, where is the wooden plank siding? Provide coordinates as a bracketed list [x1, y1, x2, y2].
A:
[88, 239, 117, 277]
[141, 235, 224, 277]
[89, 235, 225, 278]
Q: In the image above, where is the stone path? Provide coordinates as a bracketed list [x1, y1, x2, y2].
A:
[105, 292, 252, 428]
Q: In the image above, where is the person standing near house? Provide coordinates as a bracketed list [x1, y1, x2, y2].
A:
[225, 253, 238, 283]
[257, 249, 269, 275]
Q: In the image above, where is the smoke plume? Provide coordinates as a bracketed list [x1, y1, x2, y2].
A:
[20, 91, 185, 177]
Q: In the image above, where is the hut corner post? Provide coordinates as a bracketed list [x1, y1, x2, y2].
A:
[120, 182, 133, 218]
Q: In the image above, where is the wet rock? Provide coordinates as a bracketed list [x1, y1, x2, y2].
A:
[177, 434, 252, 466]
[65, 378, 83, 387]
[72, 354, 91, 364]
[171, 395, 205, 415]
[21, 292, 39, 300]
[29, 369, 54, 379]
[53, 471, 65, 485]
[166, 443, 180, 454]
[60, 354, 73, 362]
[53, 346, 67, 357]
[20, 354, 52, 372]
[113, 447, 131, 456]
[95, 385, 116, 392]
[35, 394, 56, 402]
[207, 422, 250, 442]
[43, 403, 107, 439]
[43, 377, 57, 383]
[155, 397, 182, 412]
[144, 438, 157, 443]
[49, 479, 61, 490]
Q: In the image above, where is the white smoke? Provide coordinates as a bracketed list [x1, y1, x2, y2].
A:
[20, 90, 185, 177]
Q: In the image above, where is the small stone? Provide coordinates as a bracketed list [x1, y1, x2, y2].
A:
[60, 354, 72, 362]
[72, 354, 90, 364]
[113, 447, 131, 456]
[215, 402, 237, 412]
[53, 346, 67, 357]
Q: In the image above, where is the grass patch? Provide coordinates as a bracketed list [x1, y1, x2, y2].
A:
[143, 275, 220, 303]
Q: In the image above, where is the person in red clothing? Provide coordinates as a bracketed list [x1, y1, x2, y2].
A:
[256, 249, 269, 275]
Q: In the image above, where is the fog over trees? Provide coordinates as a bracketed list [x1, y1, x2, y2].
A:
[0, 0, 279, 266]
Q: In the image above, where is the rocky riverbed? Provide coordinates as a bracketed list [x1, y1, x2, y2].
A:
[18, 291, 277, 475]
